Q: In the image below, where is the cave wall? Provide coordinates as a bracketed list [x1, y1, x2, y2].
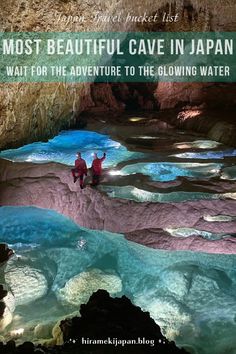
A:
[156, 83, 236, 110]
[0, 0, 236, 150]
[4, 0, 235, 33]
[154, 82, 236, 146]
[0, 83, 88, 149]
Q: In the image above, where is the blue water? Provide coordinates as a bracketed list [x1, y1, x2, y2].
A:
[119, 162, 223, 182]
[1, 206, 236, 354]
[0, 130, 232, 186]
[174, 149, 236, 160]
[99, 185, 221, 203]
[0, 130, 144, 167]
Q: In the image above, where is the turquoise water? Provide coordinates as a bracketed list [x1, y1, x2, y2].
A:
[99, 185, 222, 203]
[174, 149, 236, 160]
[0, 130, 144, 167]
[1, 206, 236, 354]
[118, 162, 223, 182]
[1, 129, 234, 187]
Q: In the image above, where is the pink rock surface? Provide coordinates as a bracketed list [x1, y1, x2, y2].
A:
[125, 229, 236, 255]
[1, 159, 236, 254]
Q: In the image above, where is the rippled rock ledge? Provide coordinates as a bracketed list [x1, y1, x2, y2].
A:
[1, 159, 236, 254]
[0, 290, 188, 354]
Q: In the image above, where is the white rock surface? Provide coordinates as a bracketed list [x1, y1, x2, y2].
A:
[57, 268, 122, 306]
[5, 264, 48, 306]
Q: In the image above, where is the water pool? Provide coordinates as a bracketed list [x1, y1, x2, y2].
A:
[0, 130, 144, 167]
[99, 185, 222, 203]
[116, 162, 223, 182]
[1, 206, 236, 354]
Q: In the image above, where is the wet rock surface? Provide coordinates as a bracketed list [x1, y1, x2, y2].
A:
[0, 290, 188, 354]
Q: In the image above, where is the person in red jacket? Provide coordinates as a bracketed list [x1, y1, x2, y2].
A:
[91, 152, 106, 186]
[71, 152, 88, 189]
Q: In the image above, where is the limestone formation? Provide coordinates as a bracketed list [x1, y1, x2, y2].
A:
[0, 244, 14, 332]
[0, 0, 236, 149]
[0, 159, 236, 254]
[0, 290, 189, 353]
[57, 268, 122, 306]
[4, 264, 48, 306]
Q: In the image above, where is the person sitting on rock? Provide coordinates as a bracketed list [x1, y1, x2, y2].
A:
[71, 152, 87, 189]
[91, 152, 106, 186]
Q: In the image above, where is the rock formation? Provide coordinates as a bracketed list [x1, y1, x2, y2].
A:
[125, 228, 236, 254]
[0, 290, 189, 353]
[0, 0, 236, 149]
[57, 269, 122, 306]
[154, 83, 236, 146]
[0, 285, 8, 327]
[0, 244, 14, 265]
[59, 289, 188, 353]
[0, 244, 14, 332]
[0, 158, 236, 254]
